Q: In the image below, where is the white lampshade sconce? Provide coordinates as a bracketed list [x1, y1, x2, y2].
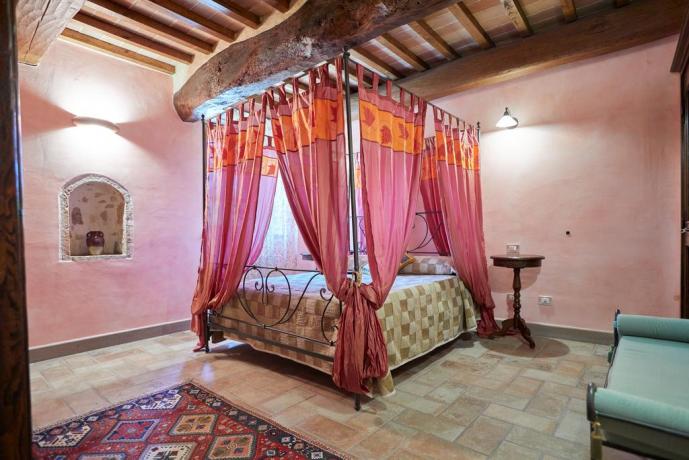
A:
[72, 116, 120, 134]
[496, 107, 519, 129]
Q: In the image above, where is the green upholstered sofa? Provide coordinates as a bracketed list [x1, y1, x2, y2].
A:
[587, 312, 689, 460]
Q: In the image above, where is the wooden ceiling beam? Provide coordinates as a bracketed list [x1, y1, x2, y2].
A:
[87, 0, 215, 54]
[502, 0, 532, 37]
[408, 20, 459, 60]
[209, 0, 261, 29]
[560, 0, 577, 23]
[448, 2, 494, 49]
[146, 0, 236, 42]
[17, 0, 85, 65]
[260, 0, 290, 13]
[350, 47, 406, 79]
[60, 27, 175, 74]
[173, 0, 460, 121]
[399, 0, 685, 101]
[614, 0, 631, 6]
[72, 11, 194, 63]
[377, 33, 429, 71]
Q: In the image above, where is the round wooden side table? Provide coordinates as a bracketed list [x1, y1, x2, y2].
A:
[490, 254, 545, 349]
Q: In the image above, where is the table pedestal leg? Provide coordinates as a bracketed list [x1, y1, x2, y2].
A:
[499, 267, 535, 348]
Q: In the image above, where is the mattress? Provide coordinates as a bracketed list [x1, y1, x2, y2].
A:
[211, 270, 477, 377]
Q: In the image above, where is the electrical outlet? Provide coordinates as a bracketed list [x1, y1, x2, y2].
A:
[506, 243, 520, 255]
[507, 293, 514, 302]
[538, 296, 553, 306]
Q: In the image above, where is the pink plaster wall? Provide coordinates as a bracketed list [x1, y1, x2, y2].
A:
[433, 37, 681, 331]
[20, 41, 201, 347]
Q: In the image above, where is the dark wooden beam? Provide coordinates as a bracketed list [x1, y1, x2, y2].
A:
[146, 0, 236, 42]
[350, 48, 405, 79]
[0, 0, 32, 457]
[560, 0, 577, 23]
[409, 20, 459, 60]
[399, 0, 686, 100]
[614, 0, 631, 6]
[61, 27, 176, 74]
[448, 2, 494, 49]
[260, 0, 290, 13]
[210, 0, 261, 29]
[87, 0, 215, 54]
[377, 33, 429, 71]
[16, 0, 85, 65]
[502, 0, 532, 37]
[174, 0, 458, 121]
[73, 11, 194, 63]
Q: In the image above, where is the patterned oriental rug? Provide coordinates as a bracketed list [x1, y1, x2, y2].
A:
[32, 381, 347, 459]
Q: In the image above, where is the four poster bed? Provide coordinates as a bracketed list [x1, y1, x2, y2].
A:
[191, 51, 498, 409]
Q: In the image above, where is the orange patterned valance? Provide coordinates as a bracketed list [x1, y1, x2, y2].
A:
[269, 61, 344, 154]
[433, 107, 480, 171]
[207, 95, 268, 172]
[357, 66, 425, 156]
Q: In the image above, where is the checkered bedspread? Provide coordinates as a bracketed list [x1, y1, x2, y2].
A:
[211, 272, 477, 390]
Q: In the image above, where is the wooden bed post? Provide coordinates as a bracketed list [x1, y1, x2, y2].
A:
[0, 0, 32, 456]
[342, 49, 363, 412]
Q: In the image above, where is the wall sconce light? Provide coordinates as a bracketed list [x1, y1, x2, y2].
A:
[496, 107, 519, 129]
[72, 116, 119, 134]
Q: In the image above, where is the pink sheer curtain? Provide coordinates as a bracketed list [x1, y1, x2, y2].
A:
[420, 138, 450, 256]
[354, 154, 367, 254]
[433, 108, 498, 336]
[190, 95, 271, 349]
[268, 60, 349, 294]
[332, 65, 427, 394]
[247, 143, 278, 264]
[269, 62, 382, 394]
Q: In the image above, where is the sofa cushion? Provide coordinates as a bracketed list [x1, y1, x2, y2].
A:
[608, 335, 689, 411]
[618, 314, 689, 343]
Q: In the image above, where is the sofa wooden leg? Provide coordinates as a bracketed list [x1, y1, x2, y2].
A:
[590, 422, 603, 460]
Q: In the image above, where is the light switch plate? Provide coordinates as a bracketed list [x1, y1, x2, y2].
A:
[506, 244, 520, 255]
[538, 296, 553, 306]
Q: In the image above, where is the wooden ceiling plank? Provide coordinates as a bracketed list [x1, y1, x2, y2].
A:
[146, 0, 236, 42]
[174, 0, 460, 121]
[350, 47, 406, 79]
[209, 0, 261, 29]
[448, 2, 494, 49]
[73, 11, 194, 63]
[408, 20, 459, 60]
[377, 33, 429, 71]
[399, 0, 685, 101]
[60, 27, 175, 73]
[87, 0, 215, 54]
[560, 0, 577, 23]
[502, 0, 532, 37]
[260, 0, 290, 13]
[17, 0, 85, 65]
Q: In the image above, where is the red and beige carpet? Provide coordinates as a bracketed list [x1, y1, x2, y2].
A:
[32, 382, 346, 459]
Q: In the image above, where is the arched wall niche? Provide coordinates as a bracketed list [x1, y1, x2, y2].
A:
[59, 174, 133, 261]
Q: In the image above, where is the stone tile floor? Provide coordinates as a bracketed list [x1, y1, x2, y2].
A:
[30, 332, 643, 459]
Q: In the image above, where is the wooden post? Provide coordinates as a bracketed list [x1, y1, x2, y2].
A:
[0, 0, 32, 457]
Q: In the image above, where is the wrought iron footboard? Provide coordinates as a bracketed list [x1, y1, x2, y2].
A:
[208, 265, 342, 347]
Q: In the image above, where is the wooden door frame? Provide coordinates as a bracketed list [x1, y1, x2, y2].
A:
[672, 7, 689, 319]
[682, 74, 689, 319]
[0, 0, 32, 456]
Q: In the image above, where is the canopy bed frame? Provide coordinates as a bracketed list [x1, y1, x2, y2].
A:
[194, 50, 493, 410]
